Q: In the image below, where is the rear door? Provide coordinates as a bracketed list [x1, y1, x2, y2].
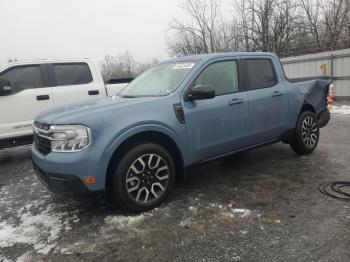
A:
[183, 59, 249, 163]
[243, 58, 289, 144]
[0, 64, 53, 139]
[48, 62, 105, 106]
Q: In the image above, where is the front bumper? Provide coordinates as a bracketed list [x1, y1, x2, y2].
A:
[33, 161, 92, 194]
[31, 144, 106, 194]
[317, 108, 331, 128]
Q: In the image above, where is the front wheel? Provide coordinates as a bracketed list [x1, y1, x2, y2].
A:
[112, 142, 175, 213]
[290, 111, 320, 155]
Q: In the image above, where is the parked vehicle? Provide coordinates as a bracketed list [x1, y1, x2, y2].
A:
[31, 52, 331, 212]
[0, 59, 131, 149]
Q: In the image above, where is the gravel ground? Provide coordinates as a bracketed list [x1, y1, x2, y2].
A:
[0, 109, 349, 262]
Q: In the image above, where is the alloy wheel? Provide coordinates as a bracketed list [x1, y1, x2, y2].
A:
[301, 116, 318, 148]
[125, 154, 169, 205]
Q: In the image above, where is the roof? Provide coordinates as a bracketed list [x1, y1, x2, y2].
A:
[163, 52, 277, 64]
[4, 58, 95, 67]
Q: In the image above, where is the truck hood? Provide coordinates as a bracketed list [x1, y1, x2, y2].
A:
[35, 96, 161, 124]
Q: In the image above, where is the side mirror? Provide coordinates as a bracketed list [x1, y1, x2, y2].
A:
[187, 85, 215, 101]
[0, 78, 12, 96]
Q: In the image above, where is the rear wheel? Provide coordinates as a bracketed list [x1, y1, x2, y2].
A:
[290, 111, 319, 155]
[112, 142, 175, 213]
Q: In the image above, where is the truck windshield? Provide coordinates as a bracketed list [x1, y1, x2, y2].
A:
[120, 61, 197, 97]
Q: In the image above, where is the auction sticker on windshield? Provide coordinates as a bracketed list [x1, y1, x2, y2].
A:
[173, 63, 195, 69]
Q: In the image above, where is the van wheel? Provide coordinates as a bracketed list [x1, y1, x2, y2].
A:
[290, 111, 319, 155]
[112, 142, 175, 213]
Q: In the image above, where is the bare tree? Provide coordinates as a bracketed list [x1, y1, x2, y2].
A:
[7, 58, 18, 63]
[122, 51, 135, 78]
[100, 52, 157, 81]
[168, 0, 222, 56]
[299, 0, 349, 51]
[234, 0, 304, 56]
[300, 0, 322, 48]
[167, 0, 350, 57]
[321, 0, 349, 50]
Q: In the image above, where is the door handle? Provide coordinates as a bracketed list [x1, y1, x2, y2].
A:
[271, 91, 283, 97]
[88, 90, 99, 96]
[36, 95, 50, 101]
[228, 98, 244, 105]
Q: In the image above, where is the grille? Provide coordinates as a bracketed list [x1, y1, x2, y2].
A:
[34, 134, 51, 155]
[33, 121, 50, 131]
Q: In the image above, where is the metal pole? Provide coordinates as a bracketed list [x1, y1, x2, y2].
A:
[330, 54, 334, 82]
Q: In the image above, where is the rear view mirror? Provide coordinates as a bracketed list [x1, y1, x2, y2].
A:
[187, 85, 215, 101]
[0, 78, 12, 96]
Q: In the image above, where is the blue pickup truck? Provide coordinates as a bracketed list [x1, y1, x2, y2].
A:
[31, 52, 331, 212]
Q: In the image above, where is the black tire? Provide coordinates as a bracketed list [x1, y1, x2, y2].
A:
[112, 142, 175, 213]
[290, 111, 320, 155]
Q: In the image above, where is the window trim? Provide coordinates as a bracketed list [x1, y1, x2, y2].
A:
[0, 64, 48, 95]
[243, 58, 278, 90]
[49, 62, 94, 87]
[189, 59, 243, 97]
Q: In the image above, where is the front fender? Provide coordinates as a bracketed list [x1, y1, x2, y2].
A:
[96, 122, 187, 182]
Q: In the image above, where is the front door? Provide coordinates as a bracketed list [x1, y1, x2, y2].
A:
[0, 64, 53, 139]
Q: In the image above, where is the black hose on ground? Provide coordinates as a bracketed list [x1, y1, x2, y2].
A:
[318, 181, 350, 201]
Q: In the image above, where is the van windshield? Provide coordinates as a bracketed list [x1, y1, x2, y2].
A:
[120, 61, 197, 97]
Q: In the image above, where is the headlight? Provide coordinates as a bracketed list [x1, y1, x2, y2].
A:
[48, 125, 91, 152]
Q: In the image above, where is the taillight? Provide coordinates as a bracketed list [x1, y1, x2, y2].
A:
[327, 83, 335, 107]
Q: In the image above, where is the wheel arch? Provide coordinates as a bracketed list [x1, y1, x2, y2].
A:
[105, 130, 185, 193]
[299, 102, 316, 115]
[283, 102, 317, 144]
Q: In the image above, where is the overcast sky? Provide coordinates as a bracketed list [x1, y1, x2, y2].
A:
[0, 0, 190, 66]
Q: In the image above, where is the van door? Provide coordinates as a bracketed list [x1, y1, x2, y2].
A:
[0, 64, 53, 139]
[48, 62, 105, 106]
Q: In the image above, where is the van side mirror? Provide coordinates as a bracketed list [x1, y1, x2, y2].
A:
[186, 85, 215, 101]
[0, 78, 12, 96]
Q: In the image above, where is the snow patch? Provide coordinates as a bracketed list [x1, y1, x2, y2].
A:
[208, 203, 255, 219]
[231, 209, 252, 218]
[188, 206, 197, 211]
[104, 214, 148, 230]
[35, 244, 55, 254]
[0, 199, 80, 259]
[16, 252, 32, 262]
[222, 208, 254, 219]
[179, 217, 192, 228]
[330, 105, 350, 115]
[0, 254, 13, 262]
[59, 247, 74, 254]
[0, 210, 62, 248]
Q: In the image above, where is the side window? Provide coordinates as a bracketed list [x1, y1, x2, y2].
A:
[194, 61, 239, 96]
[53, 63, 93, 86]
[245, 59, 277, 90]
[0, 65, 43, 92]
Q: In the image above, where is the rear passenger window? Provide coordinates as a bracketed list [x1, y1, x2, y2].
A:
[0, 65, 43, 92]
[245, 59, 277, 90]
[194, 61, 239, 96]
[53, 63, 93, 86]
